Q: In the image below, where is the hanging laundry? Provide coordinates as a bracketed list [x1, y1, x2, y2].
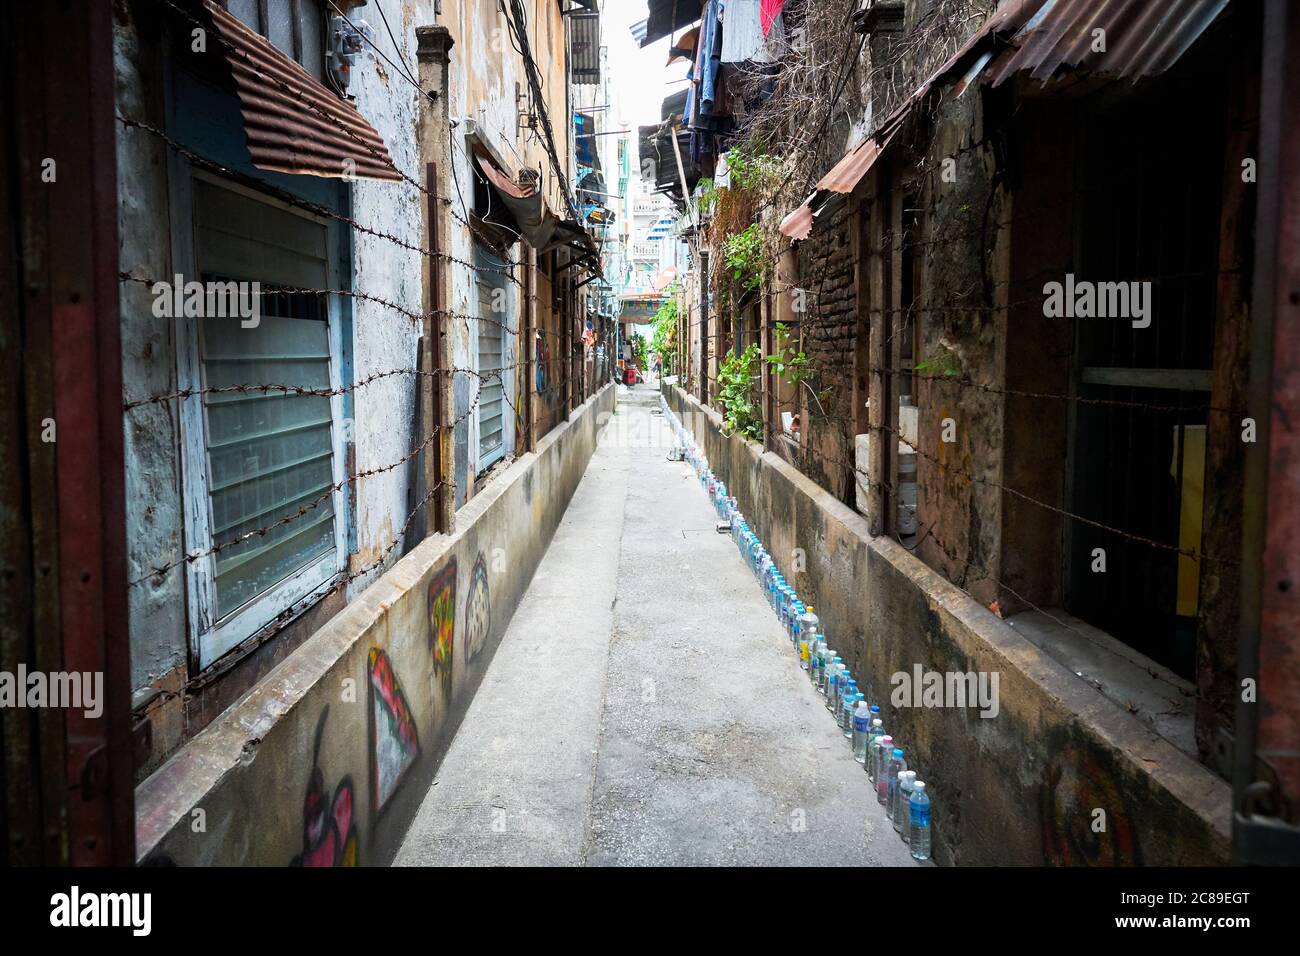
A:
[760, 0, 788, 36]
[721, 0, 778, 64]
[695, 0, 722, 115]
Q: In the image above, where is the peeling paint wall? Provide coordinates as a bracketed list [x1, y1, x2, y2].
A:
[112, 0, 497, 768]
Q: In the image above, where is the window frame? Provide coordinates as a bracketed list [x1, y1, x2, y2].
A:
[473, 240, 517, 473]
[223, 0, 327, 81]
[171, 168, 349, 671]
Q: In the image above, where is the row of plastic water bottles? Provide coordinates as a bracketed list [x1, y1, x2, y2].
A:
[667, 405, 931, 862]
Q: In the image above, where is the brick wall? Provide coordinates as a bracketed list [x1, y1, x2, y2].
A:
[796, 201, 859, 503]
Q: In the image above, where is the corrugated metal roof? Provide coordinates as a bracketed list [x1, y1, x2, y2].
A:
[780, 0, 1231, 240]
[205, 1, 400, 182]
[570, 11, 601, 84]
[637, 0, 704, 48]
[946, 0, 1231, 89]
[779, 119, 903, 240]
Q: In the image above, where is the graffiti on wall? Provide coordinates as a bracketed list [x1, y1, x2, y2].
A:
[369, 648, 420, 813]
[536, 332, 553, 402]
[1040, 747, 1140, 866]
[428, 558, 457, 697]
[291, 707, 359, 867]
[463, 554, 492, 666]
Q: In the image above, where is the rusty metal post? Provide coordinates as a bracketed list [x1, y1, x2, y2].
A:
[417, 25, 455, 533]
[699, 251, 710, 405]
[3, 0, 133, 864]
[425, 163, 449, 536]
[1235, 0, 1300, 864]
[524, 246, 536, 451]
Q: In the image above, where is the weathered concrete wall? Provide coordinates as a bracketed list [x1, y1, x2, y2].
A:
[114, 0, 434, 770]
[135, 384, 615, 865]
[665, 383, 1230, 865]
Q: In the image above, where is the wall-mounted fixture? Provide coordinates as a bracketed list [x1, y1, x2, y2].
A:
[328, 13, 375, 95]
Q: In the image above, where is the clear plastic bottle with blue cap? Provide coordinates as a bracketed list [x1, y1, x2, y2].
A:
[895, 770, 916, 837]
[883, 748, 907, 816]
[838, 680, 859, 733]
[909, 781, 931, 860]
[864, 719, 885, 776]
[825, 659, 843, 710]
[843, 689, 862, 738]
[852, 701, 872, 762]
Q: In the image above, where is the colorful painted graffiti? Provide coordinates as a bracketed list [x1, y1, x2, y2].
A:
[291, 707, 358, 867]
[463, 554, 492, 666]
[462, 554, 491, 665]
[427, 558, 457, 695]
[369, 648, 420, 813]
[535, 332, 550, 398]
[1040, 747, 1140, 866]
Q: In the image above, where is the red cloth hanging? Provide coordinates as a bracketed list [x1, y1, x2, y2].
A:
[760, 0, 787, 36]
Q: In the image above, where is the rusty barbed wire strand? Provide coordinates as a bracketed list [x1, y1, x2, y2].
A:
[116, 113, 523, 283]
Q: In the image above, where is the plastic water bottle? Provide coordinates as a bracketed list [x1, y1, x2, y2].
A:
[826, 660, 843, 711]
[909, 782, 931, 860]
[839, 681, 859, 734]
[799, 605, 820, 648]
[852, 701, 872, 763]
[873, 738, 894, 801]
[864, 719, 884, 776]
[832, 674, 849, 725]
[883, 749, 907, 817]
[816, 645, 832, 692]
[894, 770, 916, 834]
[848, 693, 865, 740]
[811, 640, 827, 687]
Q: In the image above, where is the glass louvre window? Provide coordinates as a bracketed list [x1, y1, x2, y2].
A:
[191, 177, 341, 633]
[475, 244, 513, 469]
[200, 299, 336, 617]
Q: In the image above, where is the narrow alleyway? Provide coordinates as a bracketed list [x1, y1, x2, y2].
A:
[395, 380, 918, 866]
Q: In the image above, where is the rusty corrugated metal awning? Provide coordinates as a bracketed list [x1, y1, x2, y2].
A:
[204, 1, 400, 181]
[779, 118, 904, 240]
[937, 0, 1232, 91]
[780, 0, 1232, 240]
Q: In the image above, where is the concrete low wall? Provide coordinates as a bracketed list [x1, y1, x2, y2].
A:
[664, 385, 1230, 865]
[136, 384, 616, 865]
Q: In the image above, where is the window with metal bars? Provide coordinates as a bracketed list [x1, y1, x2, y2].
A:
[181, 174, 347, 669]
[475, 242, 516, 471]
[1065, 89, 1223, 681]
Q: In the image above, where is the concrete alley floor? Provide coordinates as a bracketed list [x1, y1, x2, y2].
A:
[394, 378, 919, 867]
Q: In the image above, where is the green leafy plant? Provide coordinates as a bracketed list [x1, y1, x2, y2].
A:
[725, 143, 783, 193]
[694, 178, 718, 218]
[722, 223, 764, 292]
[914, 344, 962, 378]
[765, 322, 812, 387]
[651, 293, 678, 371]
[630, 331, 649, 370]
[717, 343, 763, 442]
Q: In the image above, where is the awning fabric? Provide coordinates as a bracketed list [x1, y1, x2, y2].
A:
[636, 0, 704, 48]
[779, 0, 1230, 239]
[203, 0, 400, 181]
[667, 26, 700, 65]
[472, 149, 554, 249]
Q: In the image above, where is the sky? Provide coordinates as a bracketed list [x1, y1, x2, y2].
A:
[603, 0, 692, 184]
